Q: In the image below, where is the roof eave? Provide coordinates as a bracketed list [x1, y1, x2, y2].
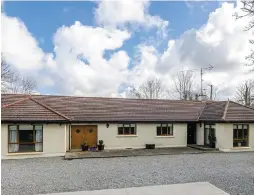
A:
[1, 120, 69, 124]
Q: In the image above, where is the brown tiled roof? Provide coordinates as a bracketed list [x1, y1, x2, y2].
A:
[224, 101, 254, 121]
[32, 95, 205, 122]
[198, 101, 227, 121]
[1, 94, 254, 122]
[198, 100, 254, 122]
[1, 95, 68, 122]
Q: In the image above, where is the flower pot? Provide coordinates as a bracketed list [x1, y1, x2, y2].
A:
[211, 142, 216, 148]
[98, 144, 104, 151]
[81, 145, 89, 151]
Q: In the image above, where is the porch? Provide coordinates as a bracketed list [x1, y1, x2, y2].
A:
[187, 123, 253, 151]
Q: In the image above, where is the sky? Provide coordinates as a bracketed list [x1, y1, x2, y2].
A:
[1, 0, 254, 99]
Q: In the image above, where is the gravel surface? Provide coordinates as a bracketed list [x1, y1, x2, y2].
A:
[2, 152, 254, 195]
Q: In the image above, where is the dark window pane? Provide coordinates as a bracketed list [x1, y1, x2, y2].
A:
[19, 130, 33, 143]
[124, 126, 130, 134]
[233, 129, 237, 139]
[238, 129, 243, 139]
[244, 129, 248, 139]
[210, 129, 215, 137]
[168, 126, 173, 135]
[19, 144, 35, 152]
[130, 127, 135, 134]
[162, 127, 167, 135]
[118, 127, 123, 135]
[157, 127, 161, 136]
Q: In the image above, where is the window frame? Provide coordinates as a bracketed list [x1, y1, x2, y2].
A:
[204, 123, 216, 145]
[156, 123, 174, 136]
[233, 124, 249, 147]
[8, 125, 43, 153]
[117, 124, 136, 135]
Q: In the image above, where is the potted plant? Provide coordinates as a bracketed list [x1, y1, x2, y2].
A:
[98, 140, 105, 151]
[81, 140, 89, 151]
[208, 134, 216, 148]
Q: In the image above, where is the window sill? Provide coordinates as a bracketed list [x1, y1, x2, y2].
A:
[155, 136, 174, 138]
[232, 147, 251, 149]
[7, 152, 44, 156]
[116, 135, 138, 137]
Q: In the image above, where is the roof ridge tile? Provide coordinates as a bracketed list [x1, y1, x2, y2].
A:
[197, 101, 207, 121]
[1, 95, 30, 108]
[222, 100, 230, 120]
[29, 97, 70, 121]
[229, 100, 254, 111]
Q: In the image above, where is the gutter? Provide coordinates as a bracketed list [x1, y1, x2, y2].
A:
[1, 120, 69, 124]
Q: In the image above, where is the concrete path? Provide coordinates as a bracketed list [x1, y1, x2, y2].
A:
[65, 147, 203, 159]
[40, 182, 229, 195]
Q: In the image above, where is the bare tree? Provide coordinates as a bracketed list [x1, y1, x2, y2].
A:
[130, 78, 165, 99]
[235, 1, 254, 70]
[6, 72, 37, 94]
[8, 71, 22, 94]
[1, 56, 13, 92]
[1, 54, 37, 94]
[205, 85, 220, 101]
[234, 80, 254, 106]
[235, 1, 254, 30]
[173, 71, 196, 100]
[21, 76, 37, 94]
[211, 86, 220, 101]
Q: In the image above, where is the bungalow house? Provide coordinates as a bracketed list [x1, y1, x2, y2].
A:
[1, 94, 254, 159]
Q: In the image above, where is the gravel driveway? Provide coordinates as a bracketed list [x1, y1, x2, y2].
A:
[2, 152, 254, 195]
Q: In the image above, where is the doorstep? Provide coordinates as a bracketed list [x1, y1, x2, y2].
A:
[187, 144, 220, 151]
[220, 147, 254, 152]
[64, 147, 203, 160]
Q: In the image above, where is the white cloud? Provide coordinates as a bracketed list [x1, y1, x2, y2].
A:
[129, 2, 254, 100]
[51, 21, 131, 96]
[1, 14, 45, 71]
[1, 2, 253, 100]
[94, 0, 168, 38]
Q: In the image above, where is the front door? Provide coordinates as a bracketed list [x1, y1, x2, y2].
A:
[71, 125, 97, 149]
[187, 123, 196, 144]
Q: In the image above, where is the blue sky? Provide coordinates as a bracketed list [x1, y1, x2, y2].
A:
[3, 1, 221, 57]
[2, 1, 252, 99]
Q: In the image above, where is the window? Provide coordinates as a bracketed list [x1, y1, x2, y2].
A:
[8, 125, 43, 153]
[156, 124, 173, 136]
[204, 124, 215, 145]
[233, 124, 248, 147]
[118, 124, 136, 135]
